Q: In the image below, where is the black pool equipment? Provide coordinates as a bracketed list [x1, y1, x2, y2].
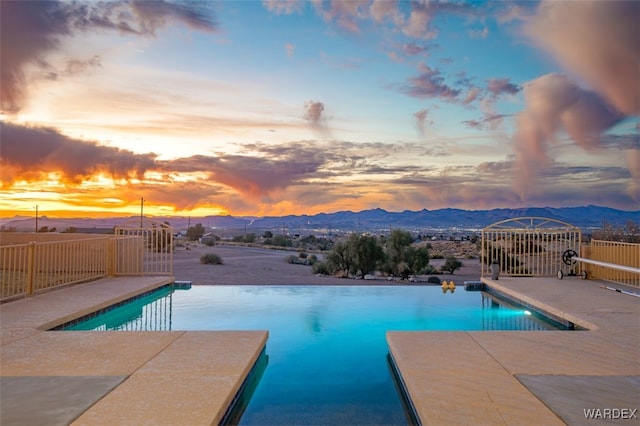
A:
[556, 249, 587, 280]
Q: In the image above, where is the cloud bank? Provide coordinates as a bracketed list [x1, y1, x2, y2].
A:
[0, 0, 218, 113]
[513, 0, 639, 200]
[526, 0, 639, 116]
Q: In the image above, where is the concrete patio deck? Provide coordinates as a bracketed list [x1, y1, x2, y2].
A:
[1, 275, 638, 425]
[388, 276, 640, 425]
[0, 277, 268, 426]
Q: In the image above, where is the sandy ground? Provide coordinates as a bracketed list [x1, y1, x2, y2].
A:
[172, 243, 482, 286]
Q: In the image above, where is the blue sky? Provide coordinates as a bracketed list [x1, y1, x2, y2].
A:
[0, 0, 638, 217]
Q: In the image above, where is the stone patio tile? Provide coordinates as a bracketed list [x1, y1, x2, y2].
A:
[0, 331, 182, 376]
[137, 330, 269, 376]
[388, 331, 564, 425]
[71, 373, 238, 426]
[0, 327, 41, 346]
[517, 375, 640, 425]
[469, 331, 640, 376]
[0, 277, 173, 330]
[0, 376, 126, 426]
[73, 331, 268, 426]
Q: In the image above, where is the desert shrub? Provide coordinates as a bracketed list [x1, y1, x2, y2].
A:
[312, 261, 329, 275]
[200, 253, 223, 265]
[421, 264, 438, 275]
[203, 239, 215, 247]
[431, 253, 444, 259]
[299, 252, 308, 259]
[272, 235, 293, 247]
[426, 276, 441, 284]
[287, 254, 318, 265]
[286, 255, 300, 264]
[441, 257, 463, 274]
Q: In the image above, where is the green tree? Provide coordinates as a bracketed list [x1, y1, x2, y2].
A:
[186, 223, 205, 241]
[383, 229, 429, 279]
[441, 257, 463, 274]
[592, 220, 640, 243]
[271, 234, 292, 247]
[326, 240, 352, 277]
[347, 233, 385, 278]
[263, 230, 273, 239]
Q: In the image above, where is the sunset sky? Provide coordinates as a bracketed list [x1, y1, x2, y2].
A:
[1, 0, 638, 218]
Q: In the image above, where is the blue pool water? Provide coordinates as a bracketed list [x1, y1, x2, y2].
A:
[65, 285, 562, 424]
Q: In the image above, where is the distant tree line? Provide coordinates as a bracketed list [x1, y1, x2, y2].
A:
[591, 221, 639, 243]
[311, 229, 462, 279]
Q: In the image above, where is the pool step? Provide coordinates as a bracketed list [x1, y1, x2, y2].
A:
[174, 280, 192, 289]
[464, 281, 484, 291]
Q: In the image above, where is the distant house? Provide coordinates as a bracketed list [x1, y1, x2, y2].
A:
[199, 232, 219, 245]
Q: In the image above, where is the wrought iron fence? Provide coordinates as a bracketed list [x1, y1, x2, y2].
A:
[481, 217, 582, 277]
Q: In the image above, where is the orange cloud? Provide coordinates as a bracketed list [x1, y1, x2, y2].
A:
[0, 122, 157, 185]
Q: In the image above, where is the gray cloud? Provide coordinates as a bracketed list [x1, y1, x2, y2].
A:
[262, 0, 304, 15]
[414, 108, 432, 136]
[463, 113, 509, 130]
[303, 100, 332, 138]
[0, 0, 218, 113]
[0, 121, 157, 185]
[486, 78, 521, 97]
[526, 0, 640, 115]
[512, 73, 625, 199]
[403, 63, 461, 101]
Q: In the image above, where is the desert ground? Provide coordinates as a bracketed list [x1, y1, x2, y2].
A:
[172, 243, 483, 286]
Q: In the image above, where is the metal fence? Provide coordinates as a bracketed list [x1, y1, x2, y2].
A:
[481, 217, 582, 277]
[0, 219, 173, 301]
[114, 219, 173, 275]
[582, 240, 640, 287]
[1, 237, 110, 301]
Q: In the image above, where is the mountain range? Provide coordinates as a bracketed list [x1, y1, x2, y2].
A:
[1, 205, 637, 233]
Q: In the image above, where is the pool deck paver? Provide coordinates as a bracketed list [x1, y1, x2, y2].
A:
[2, 274, 639, 425]
[388, 276, 640, 425]
[0, 277, 268, 426]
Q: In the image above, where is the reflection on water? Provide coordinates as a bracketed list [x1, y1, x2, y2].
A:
[64, 285, 563, 425]
[65, 285, 558, 332]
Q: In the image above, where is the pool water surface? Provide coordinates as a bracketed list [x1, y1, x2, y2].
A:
[64, 285, 562, 425]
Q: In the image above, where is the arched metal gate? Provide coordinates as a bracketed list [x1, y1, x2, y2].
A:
[114, 218, 173, 276]
[481, 217, 581, 277]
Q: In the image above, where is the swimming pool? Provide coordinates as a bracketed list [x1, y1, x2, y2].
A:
[63, 285, 564, 424]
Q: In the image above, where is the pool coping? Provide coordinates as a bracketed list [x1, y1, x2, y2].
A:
[0, 276, 269, 426]
[2, 276, 638, 425]
[387, 276, 640, 425]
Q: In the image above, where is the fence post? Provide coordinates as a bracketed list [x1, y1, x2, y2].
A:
[107, 237, 116, 276]
[26, 241, 36, 296]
